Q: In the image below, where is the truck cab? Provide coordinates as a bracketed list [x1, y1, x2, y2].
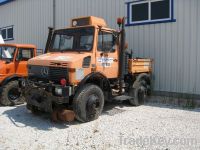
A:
[22, 16, 153, 122]
[28, 17, 120, 84]
[0, 44, 37, 106]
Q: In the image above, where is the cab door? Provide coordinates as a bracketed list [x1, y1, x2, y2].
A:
[15, 48, 34, 76]
[96, 30, 119, 78]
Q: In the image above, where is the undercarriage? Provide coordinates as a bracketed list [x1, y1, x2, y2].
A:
[21, 80, 73, 112]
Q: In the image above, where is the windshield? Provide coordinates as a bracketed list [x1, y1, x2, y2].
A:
[0, 46, 16, 60]
[50, 27, 94, 52]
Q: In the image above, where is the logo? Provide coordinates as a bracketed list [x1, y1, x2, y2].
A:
[41, 67, 49, 77]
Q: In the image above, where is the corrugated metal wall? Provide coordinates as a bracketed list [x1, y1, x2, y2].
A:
[0, 0, 53, 49]
[55, 0, 200, 95]
[0, 0, 200, 96]
[127, 0, 200, 95]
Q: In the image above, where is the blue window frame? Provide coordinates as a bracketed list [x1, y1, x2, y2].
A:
[126, 0, 176, 26]
[0, 26, 14, 41]
[0, 0, 15, 6]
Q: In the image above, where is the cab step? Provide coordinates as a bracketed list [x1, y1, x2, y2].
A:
[113, 95, 133, 101]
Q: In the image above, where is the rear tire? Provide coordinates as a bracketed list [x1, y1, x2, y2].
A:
[73, 84, 104, 123]
[0, 80, 25, 106]
[129, 81, 146, 106]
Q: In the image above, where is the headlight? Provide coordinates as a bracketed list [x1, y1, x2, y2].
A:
[19, 79, 26, 87]
[55, 88, 62, 96]
[21, 80, 26, 87]
[72, 20, 77, 26]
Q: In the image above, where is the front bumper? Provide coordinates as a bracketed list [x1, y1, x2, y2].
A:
[19, 80, 74, 112]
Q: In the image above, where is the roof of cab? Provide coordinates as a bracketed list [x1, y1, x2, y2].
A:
[0, 43, 36, 48]
[71, 16, 107, 27]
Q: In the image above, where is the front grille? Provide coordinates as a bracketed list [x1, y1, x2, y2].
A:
[28, 65, 68, 83]
[49, 67, 68, 82]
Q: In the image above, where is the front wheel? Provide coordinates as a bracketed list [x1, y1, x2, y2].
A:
[0, 80, 25, 106]
[73, 84, 104, 123]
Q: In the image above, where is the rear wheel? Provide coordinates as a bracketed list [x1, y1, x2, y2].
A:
[0, 80, 25, 106]
[129, 81, 146, 106]
[73, 84, 104, 122]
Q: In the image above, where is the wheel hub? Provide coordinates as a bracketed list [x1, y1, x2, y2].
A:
[8, 88, 21, 101]
[86, 95, 100, 118]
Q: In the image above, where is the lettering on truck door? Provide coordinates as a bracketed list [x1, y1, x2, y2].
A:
[96, 30, 119, 78]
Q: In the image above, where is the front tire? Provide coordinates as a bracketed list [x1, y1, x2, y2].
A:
[73, 84, 104, 123]
[0, 80, 25, 106]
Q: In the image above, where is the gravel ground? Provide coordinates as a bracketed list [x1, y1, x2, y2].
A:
[0, 102, 200, 150]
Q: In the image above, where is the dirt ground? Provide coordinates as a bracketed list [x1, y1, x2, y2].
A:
[0, 101, 200, 150]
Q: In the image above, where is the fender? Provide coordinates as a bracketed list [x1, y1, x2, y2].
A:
[0, 74, 23, 86]
[133, 73, 151, 88]
[77, 72, 111, 92]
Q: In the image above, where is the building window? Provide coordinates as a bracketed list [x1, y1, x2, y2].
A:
[131, 2, 149, 22]
[0, 0, 15, 6]
[126, 0, 176, 26]
[0, 26, 14, 41]
[1, 29, 6, 40]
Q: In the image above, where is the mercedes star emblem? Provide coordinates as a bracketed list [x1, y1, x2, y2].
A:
[41, 67, 49, 77]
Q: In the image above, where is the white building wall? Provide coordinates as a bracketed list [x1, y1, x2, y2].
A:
[55, 0, 200, 96]
[0, 0, 200, 96]
[0, 0, 53, 49]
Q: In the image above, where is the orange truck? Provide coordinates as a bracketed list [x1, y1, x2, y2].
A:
[19, 16, 153, 122]
[0, 44, 37, 106]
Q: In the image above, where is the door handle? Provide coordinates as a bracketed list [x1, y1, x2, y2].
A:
[100, 53, 108, 57]
[113, 59, 118, 62]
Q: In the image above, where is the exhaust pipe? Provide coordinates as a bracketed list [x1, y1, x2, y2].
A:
[118, 17, 126, 94]
[45, 27, 54, 53]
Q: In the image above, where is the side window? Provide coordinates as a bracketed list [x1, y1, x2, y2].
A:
[0, 26, 14, 41]
[98, 31, 116, 52]
[17, 48, 34, 61]
[1, 29, 6, 39]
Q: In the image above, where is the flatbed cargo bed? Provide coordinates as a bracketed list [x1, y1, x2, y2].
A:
[128, 59, 153, 74]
